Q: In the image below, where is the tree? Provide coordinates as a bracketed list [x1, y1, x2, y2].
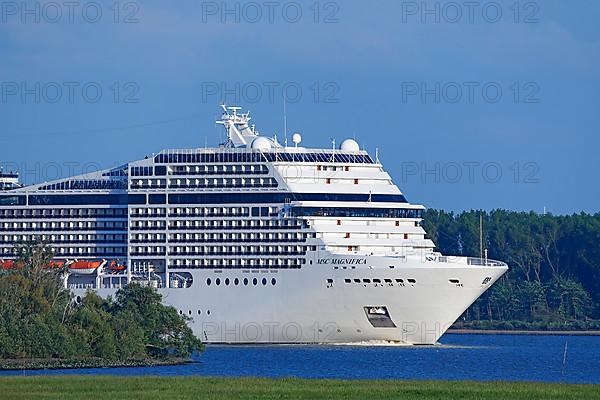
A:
[0, 242, 203, 361]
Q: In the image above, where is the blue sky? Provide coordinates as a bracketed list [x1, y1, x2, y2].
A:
[1, 0, 599, 214]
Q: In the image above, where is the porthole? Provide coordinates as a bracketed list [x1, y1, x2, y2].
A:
[188, 310, 192, 315]
[225, 278, 230, 286]
[216, 278, 221, 286]
[271, 278, 276, 286]
[261, 278, 267, 286]
[234, 278, 240, 286]
[207, 310, 211, 315]
[244, 278, 249, 286]
[197, 310, 201, 315]
[206, 278, 211, 286]
[253, 278, 258, 286]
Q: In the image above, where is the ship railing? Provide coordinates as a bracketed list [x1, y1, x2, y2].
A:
[466, 257, 507, 267]
[431, 255, 507, 267]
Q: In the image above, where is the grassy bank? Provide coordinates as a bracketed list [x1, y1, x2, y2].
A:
[0, 376, 597, 400]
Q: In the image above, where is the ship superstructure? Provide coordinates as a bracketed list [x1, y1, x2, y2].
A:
[0, 106, 508, 344]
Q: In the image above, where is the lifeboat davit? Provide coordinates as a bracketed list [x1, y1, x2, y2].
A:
[69, 260, 106, 275]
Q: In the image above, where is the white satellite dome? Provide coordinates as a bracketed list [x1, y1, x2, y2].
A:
[250, 136, 272, 151]
[340, 138, 360, 152]
[292, 132, 302, 146]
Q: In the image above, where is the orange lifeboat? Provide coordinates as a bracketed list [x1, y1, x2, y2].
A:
[1, 260, 24, 270]
[1, 260, 14, 270]
[69, 260, 106, 275]
[108, 260, 126, 273]
[46, 260, 66, 269]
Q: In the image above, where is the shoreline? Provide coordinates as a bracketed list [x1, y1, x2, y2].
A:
[447, 329, 600, 336]
[0, 357, 190, 371]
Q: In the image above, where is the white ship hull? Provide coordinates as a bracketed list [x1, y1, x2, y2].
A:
[88, 253, 507, 345]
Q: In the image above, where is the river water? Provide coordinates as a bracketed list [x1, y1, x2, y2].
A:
[2, 334, 599, 384]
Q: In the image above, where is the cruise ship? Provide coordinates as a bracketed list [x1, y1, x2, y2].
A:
[0, 106, 508, 344]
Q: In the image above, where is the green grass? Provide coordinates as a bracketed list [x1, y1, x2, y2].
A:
[0, 376, 598, 400]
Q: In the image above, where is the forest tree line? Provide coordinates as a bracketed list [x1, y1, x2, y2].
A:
[423, 210, 600, 330]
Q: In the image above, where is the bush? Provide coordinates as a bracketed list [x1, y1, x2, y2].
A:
[0, 242, 203, 361]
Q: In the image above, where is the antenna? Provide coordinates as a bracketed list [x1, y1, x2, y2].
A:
[283, 95, 288, 147]
[479, 213, 483, 259]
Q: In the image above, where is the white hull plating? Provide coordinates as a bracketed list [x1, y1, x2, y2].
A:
[89, 253, 507, 345]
